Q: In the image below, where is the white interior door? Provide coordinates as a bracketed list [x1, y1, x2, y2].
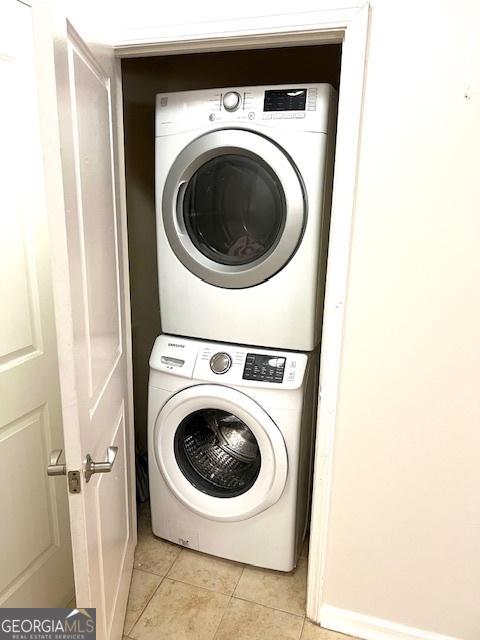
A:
[33, 2, 136, 637]
[0, 0, 74, 607]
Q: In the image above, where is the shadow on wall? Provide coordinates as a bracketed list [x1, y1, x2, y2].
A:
[121, 43, 342, 456]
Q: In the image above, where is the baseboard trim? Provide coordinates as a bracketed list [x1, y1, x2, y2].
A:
[319, 605, 461, 640]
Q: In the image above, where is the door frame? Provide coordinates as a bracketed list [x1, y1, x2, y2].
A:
[114, 3, 370, 624]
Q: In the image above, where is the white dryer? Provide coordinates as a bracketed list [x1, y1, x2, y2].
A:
[148, 334, 319, 571]
[156, 84, 337, 351]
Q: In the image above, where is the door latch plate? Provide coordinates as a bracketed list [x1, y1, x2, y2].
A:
[68, 470, 81, 494]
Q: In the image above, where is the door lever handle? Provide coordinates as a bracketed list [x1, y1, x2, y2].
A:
[47, 449, 67, 476]
[84, 446, 118, 482]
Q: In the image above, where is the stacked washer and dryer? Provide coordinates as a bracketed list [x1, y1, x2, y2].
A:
[148, 84, 337, 571]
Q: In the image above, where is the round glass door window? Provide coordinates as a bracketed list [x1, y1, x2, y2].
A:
[174, 408, 262, 498]
[183, 155, 286, 266]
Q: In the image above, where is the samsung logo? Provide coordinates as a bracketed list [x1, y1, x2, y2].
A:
[168, 342, 185, 348]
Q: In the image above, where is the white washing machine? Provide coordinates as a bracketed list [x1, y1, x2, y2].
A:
[148, 334, 319, 571]
[156, 84, 337, 351]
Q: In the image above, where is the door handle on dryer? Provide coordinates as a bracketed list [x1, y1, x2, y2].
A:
[175, 181, 188, 235]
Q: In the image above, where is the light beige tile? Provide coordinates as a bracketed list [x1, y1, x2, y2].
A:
[167, 548, 243, 595]
[301, 620, 357, 640]
[123, 569, 162, 635]
[234, 557, 307, 616]
[134, 531, 181, 576]
[214, 597, 304, 640]
[130, 578, 229, 640]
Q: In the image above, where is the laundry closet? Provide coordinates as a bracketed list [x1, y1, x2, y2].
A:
[121, 43, 341, 575]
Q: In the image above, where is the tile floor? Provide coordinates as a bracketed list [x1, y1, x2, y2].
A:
[123, 503, 358, 640]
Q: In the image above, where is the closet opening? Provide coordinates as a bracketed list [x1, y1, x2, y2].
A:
[121, 42, 341, 624]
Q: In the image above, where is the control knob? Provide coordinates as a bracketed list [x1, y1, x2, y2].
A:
[210, 352, 232, 375]
[223, 91, 241, 112]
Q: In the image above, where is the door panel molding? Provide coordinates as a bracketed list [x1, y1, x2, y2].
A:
[0, 1, 74, 607]
[94, 403, 129, 639]
[32, 4, 136, 635]
[66, 31, 123, 408]
[0, 405, 60, 602]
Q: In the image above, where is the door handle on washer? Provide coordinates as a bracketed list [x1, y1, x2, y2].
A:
[84, 446, 118, 482]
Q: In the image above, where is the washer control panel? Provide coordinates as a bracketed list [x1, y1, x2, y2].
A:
[243, 353, 286, 384]
[210, 352, 233, 374]
[150, 335, 309, 389]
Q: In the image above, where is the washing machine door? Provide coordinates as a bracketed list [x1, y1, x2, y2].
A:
[162, 129, 305, 288]
[153, 384, 288, 522]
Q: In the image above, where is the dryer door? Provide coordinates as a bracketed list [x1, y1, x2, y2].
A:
[162, 129, 305, 288]
[153, 384, 288, 522]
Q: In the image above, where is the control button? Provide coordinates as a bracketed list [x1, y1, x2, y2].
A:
[262, 113, 272, 120]
[273, 113, 283, 119]
[223, 91, 241, 112]
[307, 106, 316, 111]
[209, 113, 216, 121]
[248, 112, 255, 120]
[210, 352, 232, 375]
[295, 113, 306, 118]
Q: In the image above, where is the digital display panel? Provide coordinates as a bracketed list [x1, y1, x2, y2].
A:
[243, 353, 286, 383]
[263, 89, 307, 112]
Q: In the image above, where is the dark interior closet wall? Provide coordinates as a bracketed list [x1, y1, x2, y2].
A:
[122, 44, 342, 455]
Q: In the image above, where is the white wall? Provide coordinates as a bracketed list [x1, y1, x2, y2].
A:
[323, 2, 480, 639]
[67, 1, 480, 638]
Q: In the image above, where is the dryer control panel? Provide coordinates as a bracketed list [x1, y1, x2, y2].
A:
[156, 83, 335, 137]
[149, 335, 309, 390]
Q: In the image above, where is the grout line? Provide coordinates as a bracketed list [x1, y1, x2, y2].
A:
[231, 593, 305, 618]
[232, 564, 245, 594]
[299, 615, 307, 639]
[131, 566, 169, 579]
[133, 566, 168, 578]
[126, 575, 166, 638]
[165, 546, 185, 578]
[212, 595, 233, 640]
[159, 575, 237, 597]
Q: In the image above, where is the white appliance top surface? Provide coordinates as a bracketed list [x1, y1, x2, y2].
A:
[155, 83, 334, 136]
[150, 335, 308, 390]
